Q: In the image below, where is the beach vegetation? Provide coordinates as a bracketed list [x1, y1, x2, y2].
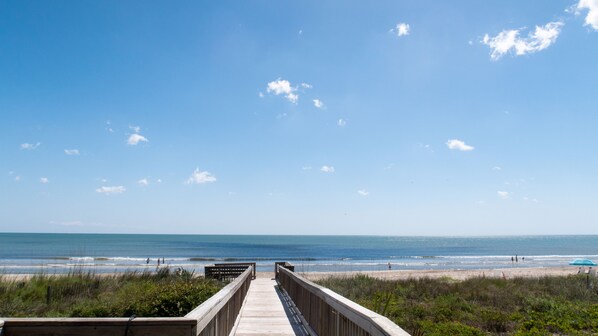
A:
[0, 268, 222, 317]
[316, 274, 598, 335]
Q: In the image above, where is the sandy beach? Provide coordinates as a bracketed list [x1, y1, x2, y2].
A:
[257, 266, 578, 280]
[2, 266, 588, 282]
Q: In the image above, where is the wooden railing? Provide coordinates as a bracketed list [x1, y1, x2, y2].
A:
[274, 261, 295, 280]
[277, 266, 410, 336]
[205, 262, 256, 281]
[0, 317, 196, 336]
[186, 266, 252, 335]
[0, 266, 253, 336]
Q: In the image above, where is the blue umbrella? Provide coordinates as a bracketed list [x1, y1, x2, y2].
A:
[569, 259, 597, 266]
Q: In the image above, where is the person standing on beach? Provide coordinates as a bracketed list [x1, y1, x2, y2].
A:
[511, 256, 514, 263]
[516, 255, 518, 263]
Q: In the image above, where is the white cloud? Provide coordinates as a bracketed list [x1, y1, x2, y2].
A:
[492, 166, 502, 171]
[129, 125, 141, 133]
[302, 166, 313, 170]
[390, 22, 410, 37]
[337, 119, 347, 127]
[313, 99, 324, 109]
[266, 78, 300, 104]
[20, 142, 40, 150]
[96, 186, 126, 194]
[156, 178, 162, 183]
[137, 178, 149, 186]
[40, 177, 49, 184]
[15, 175, 21, 182]
[497, 191, 510, 199]
[286, 93, 299, 104]
[446, 139, 475, 151]
[127, 133, 149, 145]
[577, 0, 598, 30]
[523, 196, 539, 203]
[186, 168, 217, 184]
[320, 165, 335, 173]
[482, 21, 564, 60]
[258, 92, 264, 98]
[357, 190, 369, 196]
[300, 83, 312, 89]
[64, 149, 80, 155]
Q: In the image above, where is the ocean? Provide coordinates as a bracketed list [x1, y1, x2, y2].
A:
[1, 233, 597, 274]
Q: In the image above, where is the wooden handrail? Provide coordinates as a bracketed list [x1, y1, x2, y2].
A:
[277, 266, 410, 336]
[0, 317, 197, 336]
[186, 266, 252, 335]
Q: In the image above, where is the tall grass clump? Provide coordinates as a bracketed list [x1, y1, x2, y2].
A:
[0, 268, 222, 318]
[317, 274, 598, 335]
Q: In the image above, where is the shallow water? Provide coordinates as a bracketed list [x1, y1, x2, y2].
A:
[1, 233, 597, 274]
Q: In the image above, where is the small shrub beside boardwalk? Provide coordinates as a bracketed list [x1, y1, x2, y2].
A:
[316, 274, 598, 336]
[0, 268, 222, 318]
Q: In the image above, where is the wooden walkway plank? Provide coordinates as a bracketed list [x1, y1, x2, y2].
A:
[231, 278, 309, 336]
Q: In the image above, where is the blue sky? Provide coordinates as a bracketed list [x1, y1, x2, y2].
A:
[1, 1, 598, 235]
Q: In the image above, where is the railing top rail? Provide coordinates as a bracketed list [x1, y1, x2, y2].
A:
[278, 266, 409, 336]
[0, 317, 195, 325]
[185, 266, 252, 331]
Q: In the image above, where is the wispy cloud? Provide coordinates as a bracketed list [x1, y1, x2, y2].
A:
[137, 178, 149, 186]
[105, 121, 114, 133]
[64, 149, 80, 155]
[20, 142, 41, 150]
[186, 168, 217, 184]
[96, 186, 126, 194]
[127, 133, 149, 145]
[40, 177, 49, 184]
[300, 83, 312, 89]
[446, 139, 475, 151]
[337, 119, 347, 127]
[302, 166, 313, 171]
[577, 0, 598, 30]
[357, 190, 369, 196]
[320, 165, 335, 173]
[390, 22, 410, 37]
[492, 166, 502, 171]
[266, 78, 299, 104]
[497, 191, 510, 199]
[482, 21, 564, 60]
[313, 99, 324, 109]
[129, 125, 141, 133]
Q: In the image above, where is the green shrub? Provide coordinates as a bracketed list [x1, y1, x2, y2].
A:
[317, 275, 598, 335]
[0, 270, 222, 318]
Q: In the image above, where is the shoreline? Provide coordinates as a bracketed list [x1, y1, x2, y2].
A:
[1, 266, 588, 282]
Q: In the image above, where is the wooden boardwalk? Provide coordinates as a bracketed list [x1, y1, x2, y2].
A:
[231, 278, 309, 336]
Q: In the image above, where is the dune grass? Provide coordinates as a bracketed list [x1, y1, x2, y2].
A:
[0, 268, 222, 318]
[316, 274, 598, 335]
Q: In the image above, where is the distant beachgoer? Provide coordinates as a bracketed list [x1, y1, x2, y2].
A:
[388, 262, 391, 270]
[157, 259, 160, 266]
[522, 256, 525, 262]
[511, 256, 514, 263]
[515, 255, 518, 263]
[146, 258, 150, 264]
[162, 257, 165, 264]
